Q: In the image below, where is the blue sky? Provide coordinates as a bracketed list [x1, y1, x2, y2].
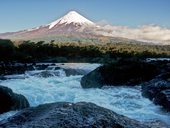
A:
[0, 0, 170, 32]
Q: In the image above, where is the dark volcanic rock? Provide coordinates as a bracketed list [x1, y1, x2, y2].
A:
[81, 67, 104, 88]
[34, 64, 49, 70]
[145, 120, 170, 128]
[81, 60, 159, 88]
[0, 76, 6, 80]
[33, 71, 55, 78]
[154, 89, 170, 111]
[142, 79, 170, 100]
[0, 65, 33, 75]
[0, 102, 149, 128]
[64, 68, 87, 76]
[160, 72, 170, 81]
[0, 85, 30, 114]
[142, 72, 170, 111]
[32, 70, 65, 78]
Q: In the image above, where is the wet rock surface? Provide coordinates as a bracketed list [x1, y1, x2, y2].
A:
[0, 85, 30, 114]
[142, 79, 170, 100]
[81, 60, 159, 88]
[154, 89, 170, 111]
[63, 68, 87, 76]
[0, 65, 34, 76]
[32, 71, 60, 78]
[0, 102, 150, 128]
[81, 67, 104, 88]
[145, 120, 170, 128]
[142, 72, 170, 111]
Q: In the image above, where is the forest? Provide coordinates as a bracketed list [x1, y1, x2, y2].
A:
[0, 39, 170, 63]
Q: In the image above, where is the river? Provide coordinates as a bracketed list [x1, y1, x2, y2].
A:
[0, 63, 169, 125]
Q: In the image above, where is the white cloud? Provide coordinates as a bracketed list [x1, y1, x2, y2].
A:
[96, 23, 170, 44]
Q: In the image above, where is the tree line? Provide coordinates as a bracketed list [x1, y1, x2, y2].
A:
[0, 39, 170, 63]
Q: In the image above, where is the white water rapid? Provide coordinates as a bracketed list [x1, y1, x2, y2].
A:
[0, 63, 169, 125]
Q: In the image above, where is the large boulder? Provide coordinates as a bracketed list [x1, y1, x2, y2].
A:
[154, 89, 170, 111]
[0, 102, 150, 128]
[81, 60, 159, 88]
[142, 79, 170, 100]
[142, 72, 170, 111]
[0, 85, 30, 114]
[81, 67, 104, 88]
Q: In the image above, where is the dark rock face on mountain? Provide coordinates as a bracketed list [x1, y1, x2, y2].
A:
[81, 60, 159, 88]
[0, 102, 149, 128]
[0, 85, 30, 114]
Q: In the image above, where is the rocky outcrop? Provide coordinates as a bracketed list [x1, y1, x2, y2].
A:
[142, 72, 170, 111]
[63, 68, 87, 76]
[0, 65, 34, 76]
[0, 102, 150, 128]
[81, 60, 159, 88]
[0, 85, 30, 114]
[33, 71, 56, 78]
[142, 79, 170, 100]
[145, 120, 170, 128]
[81, 67, 104, 88]
[154, 89, 170, 111]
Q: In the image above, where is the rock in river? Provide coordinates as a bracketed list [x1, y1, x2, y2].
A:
[81, 60, 159, 88]
[154, 89, 170, 111]
[142, 72, 170, 111]
[0, 85, 30, 114]
[0, 102, 150, 128]
[142, 79, 170, 100]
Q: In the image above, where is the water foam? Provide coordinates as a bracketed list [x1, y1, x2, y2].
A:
[0, 64, 170, 124]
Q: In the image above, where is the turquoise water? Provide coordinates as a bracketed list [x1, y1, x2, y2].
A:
[0, 63, 169, 124]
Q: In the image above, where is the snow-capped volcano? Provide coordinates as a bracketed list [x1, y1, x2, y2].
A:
[0, 11, 169, 44]
[49, 11, 95, 29]
[0, 11, 98, 40]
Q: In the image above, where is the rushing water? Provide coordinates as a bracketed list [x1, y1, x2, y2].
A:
[0, 63, 170, 125]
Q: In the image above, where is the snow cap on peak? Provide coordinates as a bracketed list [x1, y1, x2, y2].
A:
[67, 10, 79, 15]
[49, 11, 95, 29]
